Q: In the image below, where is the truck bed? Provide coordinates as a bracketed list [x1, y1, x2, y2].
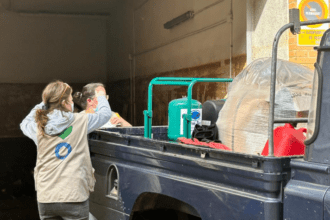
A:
[88, 126, 301, 220]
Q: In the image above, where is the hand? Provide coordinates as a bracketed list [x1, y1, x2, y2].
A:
[110, 117, 124, 125]
[110, 115, 132, 127]
[95, 86, 106, 97]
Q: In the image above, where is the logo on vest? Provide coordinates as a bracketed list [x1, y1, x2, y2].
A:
[59, 126, 73, 140]
[55, 142, 72, 160]
[56, 126, 73, 160]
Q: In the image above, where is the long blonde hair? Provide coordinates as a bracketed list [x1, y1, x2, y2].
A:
[35, 81, 72, 136]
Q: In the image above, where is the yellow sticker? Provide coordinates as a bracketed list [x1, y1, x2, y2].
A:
[297, 0, 329, 46]
[298, 29, 325, 45]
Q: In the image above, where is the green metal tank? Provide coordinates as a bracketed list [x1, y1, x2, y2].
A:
[168, 98, 202, 141]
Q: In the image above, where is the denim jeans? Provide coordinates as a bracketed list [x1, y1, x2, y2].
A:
[37, 199, 89, 220]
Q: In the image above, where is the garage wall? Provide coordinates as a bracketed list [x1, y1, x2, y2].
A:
[134, 0, 232, 76]
[0, 9, 107, 83]
[0, 8, 107, 137]
[246, 0, 289, 64]
[107, 0, 247, 125]
[105, 0, 133, 83]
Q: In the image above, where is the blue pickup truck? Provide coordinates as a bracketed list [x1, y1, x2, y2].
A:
[88, 11, 330, 220]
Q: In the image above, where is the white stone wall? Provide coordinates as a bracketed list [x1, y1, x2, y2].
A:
[246, 0, 289, 64]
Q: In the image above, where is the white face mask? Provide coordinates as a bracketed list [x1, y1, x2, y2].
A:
[71, 102, 74, 113]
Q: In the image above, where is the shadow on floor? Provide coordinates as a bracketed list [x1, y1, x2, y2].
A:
[0, 190, 39, 220]
[0, 137, 39, 219]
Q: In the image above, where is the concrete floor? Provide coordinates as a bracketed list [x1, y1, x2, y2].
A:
[0, 193, 39, 220]
[0, 138, 39, 220]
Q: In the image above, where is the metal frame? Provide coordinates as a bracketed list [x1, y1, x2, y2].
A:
[268, 10, 330, 156]
[303, 55, 324, 145]
[143, 77, 232, 139]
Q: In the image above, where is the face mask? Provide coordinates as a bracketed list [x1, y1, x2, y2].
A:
[92, 97, 99, 112]
[71, 102, 74, 113]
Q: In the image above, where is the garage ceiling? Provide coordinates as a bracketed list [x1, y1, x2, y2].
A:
[0, 0, 119, 15]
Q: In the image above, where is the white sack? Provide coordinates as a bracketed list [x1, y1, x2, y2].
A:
[216, 58, 313, 154]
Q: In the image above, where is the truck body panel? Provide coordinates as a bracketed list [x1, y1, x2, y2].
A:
[89, 126, 297, 220]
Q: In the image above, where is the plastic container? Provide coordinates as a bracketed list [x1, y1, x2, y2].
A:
[262, 124, 307, 157]
[168, 98, 202, 141]
[202, 100, 225, 125]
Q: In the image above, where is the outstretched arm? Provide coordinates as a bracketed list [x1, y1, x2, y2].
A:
[86, 87, 112, 133]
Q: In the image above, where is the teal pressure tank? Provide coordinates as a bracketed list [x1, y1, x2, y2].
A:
[168, 98, 202, 141]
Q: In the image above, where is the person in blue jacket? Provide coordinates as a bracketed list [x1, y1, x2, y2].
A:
[20, 80, 111, 220]
[73, 82, 132, 128]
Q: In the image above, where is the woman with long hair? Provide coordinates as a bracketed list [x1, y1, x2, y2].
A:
[73, 83, 132, 128]
[20, 80, 111, 220]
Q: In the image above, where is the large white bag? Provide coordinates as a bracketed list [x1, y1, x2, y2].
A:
[216, 58, 313, 154]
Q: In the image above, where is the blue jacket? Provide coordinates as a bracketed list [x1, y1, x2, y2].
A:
[20, 96, 111, 147]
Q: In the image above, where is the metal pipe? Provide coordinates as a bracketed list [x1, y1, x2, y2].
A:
[144, 77, 233, 138]
[229, 0, 233, 79]
[304, 62, 323, 145]
[155, 77, 233, 82]
[129, 54, 133, 124]
[268, 17, 330, 157]
[143, 110, 149, 138]
[156, 77, 196, 81]
[152, 81, 191, 86]
[186, 80, 197, 138]
[194, 0, 225, 15]
[147, 78, 159, 111]
[145, 82, 155, 138]
[274, 118, 308, 123]
[301, 19, 330, 25]
[133, 8, 137, 126]
[268, 23, 293, 157]
[134, 0, 149, 12]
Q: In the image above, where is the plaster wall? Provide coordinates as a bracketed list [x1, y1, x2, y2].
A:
[247, 0, 289, 64]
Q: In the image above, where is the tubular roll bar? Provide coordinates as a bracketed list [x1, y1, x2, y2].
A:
[143, 77, 233, 139]
[268, 11, 330, 157]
